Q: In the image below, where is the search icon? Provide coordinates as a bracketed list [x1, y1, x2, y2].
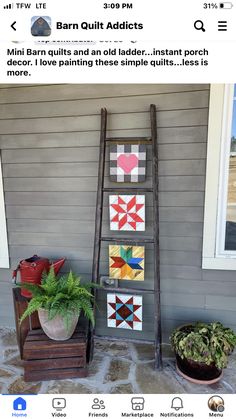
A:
[194, 20, 206, 32]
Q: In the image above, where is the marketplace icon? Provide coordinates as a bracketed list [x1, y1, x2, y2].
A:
[131, 397, 145, 411]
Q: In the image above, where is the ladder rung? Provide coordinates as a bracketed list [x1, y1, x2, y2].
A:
[103, 187, 153, 193]
[94, 334, 155, 344]
[101, 237, 154, 244]
[100, 283, 155, 295]
[106, 137, 152, 143]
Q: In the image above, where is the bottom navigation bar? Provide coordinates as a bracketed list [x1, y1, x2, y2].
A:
[0, 394, 234, 419]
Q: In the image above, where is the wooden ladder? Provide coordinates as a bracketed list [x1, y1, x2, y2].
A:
[89, 105, 162, 369]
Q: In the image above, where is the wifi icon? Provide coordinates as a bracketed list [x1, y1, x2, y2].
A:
[3, 3, 13, 8]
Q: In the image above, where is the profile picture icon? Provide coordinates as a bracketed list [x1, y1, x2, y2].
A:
[208, 395, 225, 412]
[31, 16, 51, 36]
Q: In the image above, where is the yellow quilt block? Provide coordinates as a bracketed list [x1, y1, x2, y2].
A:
[109, 245, 145, 281]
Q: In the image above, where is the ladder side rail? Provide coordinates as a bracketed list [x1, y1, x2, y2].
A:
[92, 107, 107, 284]
[89, 108, 107, 362]
[150, 104, 163, 370]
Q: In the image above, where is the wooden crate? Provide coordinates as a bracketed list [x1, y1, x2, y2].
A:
[23, 326, 88, 382]
[12, 287, 40, 359]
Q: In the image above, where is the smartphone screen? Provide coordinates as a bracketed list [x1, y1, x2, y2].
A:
[0, 1, 235, 418]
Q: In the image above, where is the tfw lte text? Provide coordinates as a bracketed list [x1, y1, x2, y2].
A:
[15, 3, 46, 8]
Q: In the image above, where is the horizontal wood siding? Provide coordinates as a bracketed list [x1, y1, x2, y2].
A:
[1, 83, 234, 343]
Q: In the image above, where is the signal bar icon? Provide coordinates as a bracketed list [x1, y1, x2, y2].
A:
[3, 3, 14, 9]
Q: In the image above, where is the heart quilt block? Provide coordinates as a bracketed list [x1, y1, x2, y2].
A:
[110, 144, 146, 183]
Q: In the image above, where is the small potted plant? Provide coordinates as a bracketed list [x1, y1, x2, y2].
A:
[170, 322, 236, 384]
[20, 268, 97, 341]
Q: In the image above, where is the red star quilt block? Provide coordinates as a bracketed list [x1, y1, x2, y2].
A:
[109, 195, 145, 231]
[107, 293, 143, 330]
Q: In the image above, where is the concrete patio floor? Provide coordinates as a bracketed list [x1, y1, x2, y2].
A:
[0, 328, 236, 394]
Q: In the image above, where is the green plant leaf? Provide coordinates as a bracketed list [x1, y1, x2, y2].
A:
[170, 321, 236, 369]
[19, 269, 97, 330]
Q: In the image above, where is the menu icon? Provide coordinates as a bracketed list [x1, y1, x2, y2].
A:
[218, 20, 227, 31]
[208, 395, 225, 412]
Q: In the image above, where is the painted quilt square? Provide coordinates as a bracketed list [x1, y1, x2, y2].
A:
[109, 195, 145, 231]
[109, 245, 144, 281]
[107, 293, 143, 330]
[110, 144, 146, 183]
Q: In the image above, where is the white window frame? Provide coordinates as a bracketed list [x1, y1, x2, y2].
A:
[203, 84, 236, 270]
[0, 153, 9, 268]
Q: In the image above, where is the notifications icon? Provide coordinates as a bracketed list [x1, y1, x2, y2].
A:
[194, 20, 206, 32]
[171, 397, 183, 411]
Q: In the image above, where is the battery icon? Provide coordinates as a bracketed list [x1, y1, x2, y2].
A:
[219, 2, 233, 8]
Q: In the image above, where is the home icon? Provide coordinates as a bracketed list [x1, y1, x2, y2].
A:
[13, 397, 27, 411]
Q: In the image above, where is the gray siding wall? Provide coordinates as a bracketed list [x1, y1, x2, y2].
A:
[0, 83, 233, 343]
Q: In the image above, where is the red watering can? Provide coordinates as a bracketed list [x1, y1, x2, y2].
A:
[12, 255, 66, 298]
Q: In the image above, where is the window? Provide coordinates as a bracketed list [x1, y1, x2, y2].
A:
[225, 85, 236, 251]
[203, 84, 236, 269]
[0, 153, 9, 268]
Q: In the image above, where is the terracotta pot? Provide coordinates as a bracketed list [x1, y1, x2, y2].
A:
[176, 354, 223, 384]
[38, 308, 78, 341]
[173, 323, 223, 384]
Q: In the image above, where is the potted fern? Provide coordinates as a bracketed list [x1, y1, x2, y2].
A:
[170, 322, 236, 384]
[20, 268, 96, 341]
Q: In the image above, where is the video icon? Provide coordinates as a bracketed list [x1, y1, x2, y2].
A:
[52, 398, 66, 411]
